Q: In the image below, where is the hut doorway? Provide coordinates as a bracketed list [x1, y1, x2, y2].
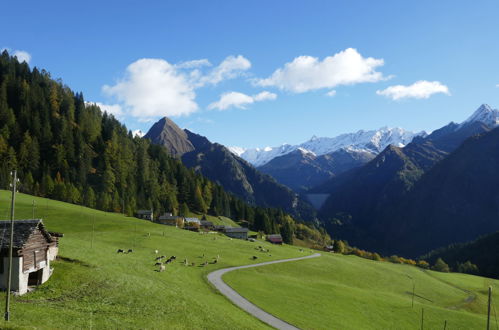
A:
[28, 269, 43, 286]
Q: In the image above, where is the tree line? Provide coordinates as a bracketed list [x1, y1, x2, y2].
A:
[0, 50, 330, 245]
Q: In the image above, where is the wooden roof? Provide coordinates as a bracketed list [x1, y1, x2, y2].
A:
[224, 227, 249, 233]
[0, 219, 53, 249]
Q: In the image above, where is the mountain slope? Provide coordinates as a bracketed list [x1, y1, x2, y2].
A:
[316, 104, 499, 256]
[258, 148, 374, 192]
[143, 117, 194, 157]
[144, 119, 315, 219]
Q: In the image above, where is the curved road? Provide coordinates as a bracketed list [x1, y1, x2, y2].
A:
[207, 253, 321, 330]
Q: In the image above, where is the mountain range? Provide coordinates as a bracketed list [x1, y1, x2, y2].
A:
[315, 104, 499, 257]
[144, 117, 315, 220]
[230, 127, 425, 192]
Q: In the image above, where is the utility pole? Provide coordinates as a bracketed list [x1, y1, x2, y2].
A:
[91, 217, 95, 249]
[5, 170, 17, 321]
[32, 200, 35, 219]
[487, 286, 492, 330]
[420, 308, 424, 330]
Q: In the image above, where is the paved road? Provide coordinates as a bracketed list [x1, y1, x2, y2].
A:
[207, 253, 321, 330]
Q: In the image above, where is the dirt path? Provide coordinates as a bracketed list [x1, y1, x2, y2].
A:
[207, 253, 321, 330]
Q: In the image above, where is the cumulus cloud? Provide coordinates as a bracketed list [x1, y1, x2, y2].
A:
[256, 48, 386, 93]
[376, 80, 450, 100]
[198, 55, 251, 86]
[101, 55, 252, 119]
[325, 90, 337, 97]
[208, 91, 277, 110]
[2, 48, 31, 63]
[103, 58, 198, 118]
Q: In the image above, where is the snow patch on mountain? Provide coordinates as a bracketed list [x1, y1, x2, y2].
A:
[232, 127, 426, 167]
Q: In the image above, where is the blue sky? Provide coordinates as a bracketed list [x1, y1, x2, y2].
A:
[2, 1, 499, 148]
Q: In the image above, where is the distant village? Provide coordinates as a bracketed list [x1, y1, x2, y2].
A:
[135, 209, 283, 244]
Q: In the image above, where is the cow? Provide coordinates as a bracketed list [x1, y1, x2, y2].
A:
[117, 249, 125, 253]
[159, 265, 166, 272]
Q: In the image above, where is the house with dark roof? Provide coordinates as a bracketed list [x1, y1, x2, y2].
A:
[0, 219, 60, 295]
[136, 210, 154, 221]
[267, 234, 283, 245]
[224, 227, 249, 240]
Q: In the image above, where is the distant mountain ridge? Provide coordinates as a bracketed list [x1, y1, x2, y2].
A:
[230, 127, 426, 167]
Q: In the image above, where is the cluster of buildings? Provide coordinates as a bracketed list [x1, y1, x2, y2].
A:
[135, 210, 282, 243]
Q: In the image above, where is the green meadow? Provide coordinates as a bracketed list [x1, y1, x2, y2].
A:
[224, 253, 499, 330]
[1, 190, 498, 329]
[0, 190, 304, 329]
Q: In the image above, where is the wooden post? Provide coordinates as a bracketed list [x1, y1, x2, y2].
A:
[421, 308, 425, 330]
[91, 217, 95, 249]
[487, 286, 492, 330]
[412, 283, 415, 308]
[443, 320, 447, 330]
[5, 170, 17, 321]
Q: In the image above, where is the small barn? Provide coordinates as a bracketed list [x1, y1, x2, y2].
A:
[136, 210, 154, 221]
[224, 227, 249, 240]
[267, 234, 283, 245]
[156, 213, 184, 227]
[0, 219, 60, 295]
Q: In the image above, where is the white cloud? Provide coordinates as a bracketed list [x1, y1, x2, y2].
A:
[253, 91, 277, 102]
[175, 59, 212, 69]
[376, 80, 450, 100]
[208, 91, 277, 111]
[199, 55, 251, 86]
[103, 58, 198, 118]
[2, 48, 31, 63]
[325, 90, 337, 97]
[256, 48, 386, 93]
[496, 84, 499, 88]
[101, 55, 252, 119]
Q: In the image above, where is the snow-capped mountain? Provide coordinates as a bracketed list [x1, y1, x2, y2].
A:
[231, 127, 426, 167]
[460, 104, 499, 128]
[133, 130, 145, 138]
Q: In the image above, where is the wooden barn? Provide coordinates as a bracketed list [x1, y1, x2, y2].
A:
[267, 234, 283, 245]
[0, 219, 59, 295]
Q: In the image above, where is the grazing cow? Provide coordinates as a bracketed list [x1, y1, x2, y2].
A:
[155, 256, 163, 261]
[127, 249, 133, 253]
[165, 259, 172, 264]
[212, 259, 218, 264]
[154, 262, 162, 266]
[159, 265, 166, 272]
[252, 256, 258, 260]
[117, 249, 125, 253]
[191, 263, 196, 266]
[171, 256, 177, 260]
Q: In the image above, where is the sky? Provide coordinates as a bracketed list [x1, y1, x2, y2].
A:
[1, 1, 499, 148]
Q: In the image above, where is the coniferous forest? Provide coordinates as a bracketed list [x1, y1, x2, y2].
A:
[0, 51, 329, 245]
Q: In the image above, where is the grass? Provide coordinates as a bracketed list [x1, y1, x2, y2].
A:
[2, 190, 499, 329]
[0, 190, 305, 329]
[224, 253, 499, 329]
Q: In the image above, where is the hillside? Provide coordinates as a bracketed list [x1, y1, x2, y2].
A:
[144, 118, 316, 220]
[421, 231, 499, 279]
[316, 105, 498, 255]
[0, 190, 306, 329]
[2, 190, 498, 329]
[224, 253, 499, 329]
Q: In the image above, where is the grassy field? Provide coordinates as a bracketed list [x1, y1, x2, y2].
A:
[2, 190, 499, 329]
[0, 190, 306, 329]
[224, 252, 499, 329]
